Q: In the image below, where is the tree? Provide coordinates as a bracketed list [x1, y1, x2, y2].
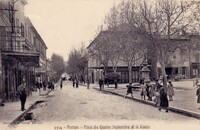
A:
[51, 53, 65, 81]
[105, 0, 197, 89]
[118, 31, 146, 83]
[66, 45, 88, 82]
[88, 31, 116, 77]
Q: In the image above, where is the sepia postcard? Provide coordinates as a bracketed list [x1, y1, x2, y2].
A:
[0, 0, 199, 130]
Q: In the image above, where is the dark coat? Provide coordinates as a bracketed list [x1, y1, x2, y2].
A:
[160, 89, 169, 108]
[18, 83, 28, 99]
[126, 85, 133, 93]
[196, 88, 200, 103]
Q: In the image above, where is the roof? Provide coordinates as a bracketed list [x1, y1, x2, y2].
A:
[87, 30, 144, 49]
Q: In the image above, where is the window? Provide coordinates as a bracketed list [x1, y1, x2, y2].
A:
[16, 19, 19, 33]
[21, 23, 24, 37]
[193, 69, 198, 76]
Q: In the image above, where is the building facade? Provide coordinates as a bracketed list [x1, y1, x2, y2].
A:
[0, 0, 48, 103]
[87, 30, 200, 84]
[163, 35, 200, 79]
[87, 31, 145, 84]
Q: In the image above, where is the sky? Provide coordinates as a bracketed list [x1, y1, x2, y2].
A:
[25, 0, 121, 60]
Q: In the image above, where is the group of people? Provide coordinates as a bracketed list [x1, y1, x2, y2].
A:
[125, 79, 175, 112]
[17, 79, 55, 111]
[72, 79, 79, 88]
[35, 80, 55, 91]
[98, 78, 118, 90]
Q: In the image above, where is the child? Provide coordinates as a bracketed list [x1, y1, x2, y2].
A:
[124, 83, 134, 98]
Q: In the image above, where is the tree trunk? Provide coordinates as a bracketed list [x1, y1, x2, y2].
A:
[160, 58, 168, 92]
[112, 65, 117, 73]
[128, 62, 132, 83]
[188, 47, 191, 78]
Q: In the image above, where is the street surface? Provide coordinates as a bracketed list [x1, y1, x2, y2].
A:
[15, 81, 199, 130]
[28, 81, 199, 121]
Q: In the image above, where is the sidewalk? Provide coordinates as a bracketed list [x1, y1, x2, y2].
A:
[91, 80, 200, 119]
[0, 89, 50, 127]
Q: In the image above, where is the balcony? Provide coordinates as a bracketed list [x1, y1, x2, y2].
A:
[1, 36, 40, 67]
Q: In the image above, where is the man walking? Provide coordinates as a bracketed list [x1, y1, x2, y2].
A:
[114, 79, 118, 89]
[99, 79, 103, 90]
[18, 80, 28, 111]
[87, 79, 90, 89]
[60, 79, 63, 89]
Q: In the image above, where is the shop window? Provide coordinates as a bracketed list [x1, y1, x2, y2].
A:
[193, 69, 198, 76]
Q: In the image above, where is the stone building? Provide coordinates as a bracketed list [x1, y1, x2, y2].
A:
[0, 0, 48, 103]
[87, 29, 200, 84]
[87, 31, 146, 83]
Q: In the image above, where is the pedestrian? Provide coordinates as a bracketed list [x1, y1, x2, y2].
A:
[159, 88, 169, 112]
[124, 83, 134, 98]
[155, 79, 162, 91]
[43, 81, 46, 91]
[167, 81, 175, 101]
[17, 80, 28, 111]
[194, 78, 199, 87]
[87, 79, 90, 89]
[154, 90, 160, 107]
[139, 78, 145, 85]
[72, 79, 75, 88]
[48, 81, 52, 91]
[114, 79, 118, 89]
[196, 84, 200, 105]
[52, 81, 55, 90]
[60, 79, 63, 89]
[146, 82, 154, 101]
[35, 80, 40, 91]
[76, 79, 79, 88]
[99, 79, 103, 90]
[140, 82, 147, 100]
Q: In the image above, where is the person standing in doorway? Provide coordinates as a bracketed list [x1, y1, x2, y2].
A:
[18, 80, 28, 111]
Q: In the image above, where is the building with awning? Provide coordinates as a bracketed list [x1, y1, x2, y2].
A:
[0, 0, 48, 102]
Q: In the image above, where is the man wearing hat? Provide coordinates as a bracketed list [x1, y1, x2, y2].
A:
[17, 80, 28, 111]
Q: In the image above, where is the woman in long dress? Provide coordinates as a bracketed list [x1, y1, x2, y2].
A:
[167, 81, 175, 101]
[159, 88, 169, 112]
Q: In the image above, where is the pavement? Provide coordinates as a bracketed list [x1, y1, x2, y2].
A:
[90, 80, 200, 119]
[0, 88, 52, 129]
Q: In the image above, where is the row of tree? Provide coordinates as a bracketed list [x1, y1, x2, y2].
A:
[88, 0, 200, 90]
[50, 53, 65, 82]
[65, 45, 88, 82]
[50, 45, 88, 83]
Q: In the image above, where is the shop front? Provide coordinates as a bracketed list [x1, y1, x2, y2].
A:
[1, 51, 39, 101]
